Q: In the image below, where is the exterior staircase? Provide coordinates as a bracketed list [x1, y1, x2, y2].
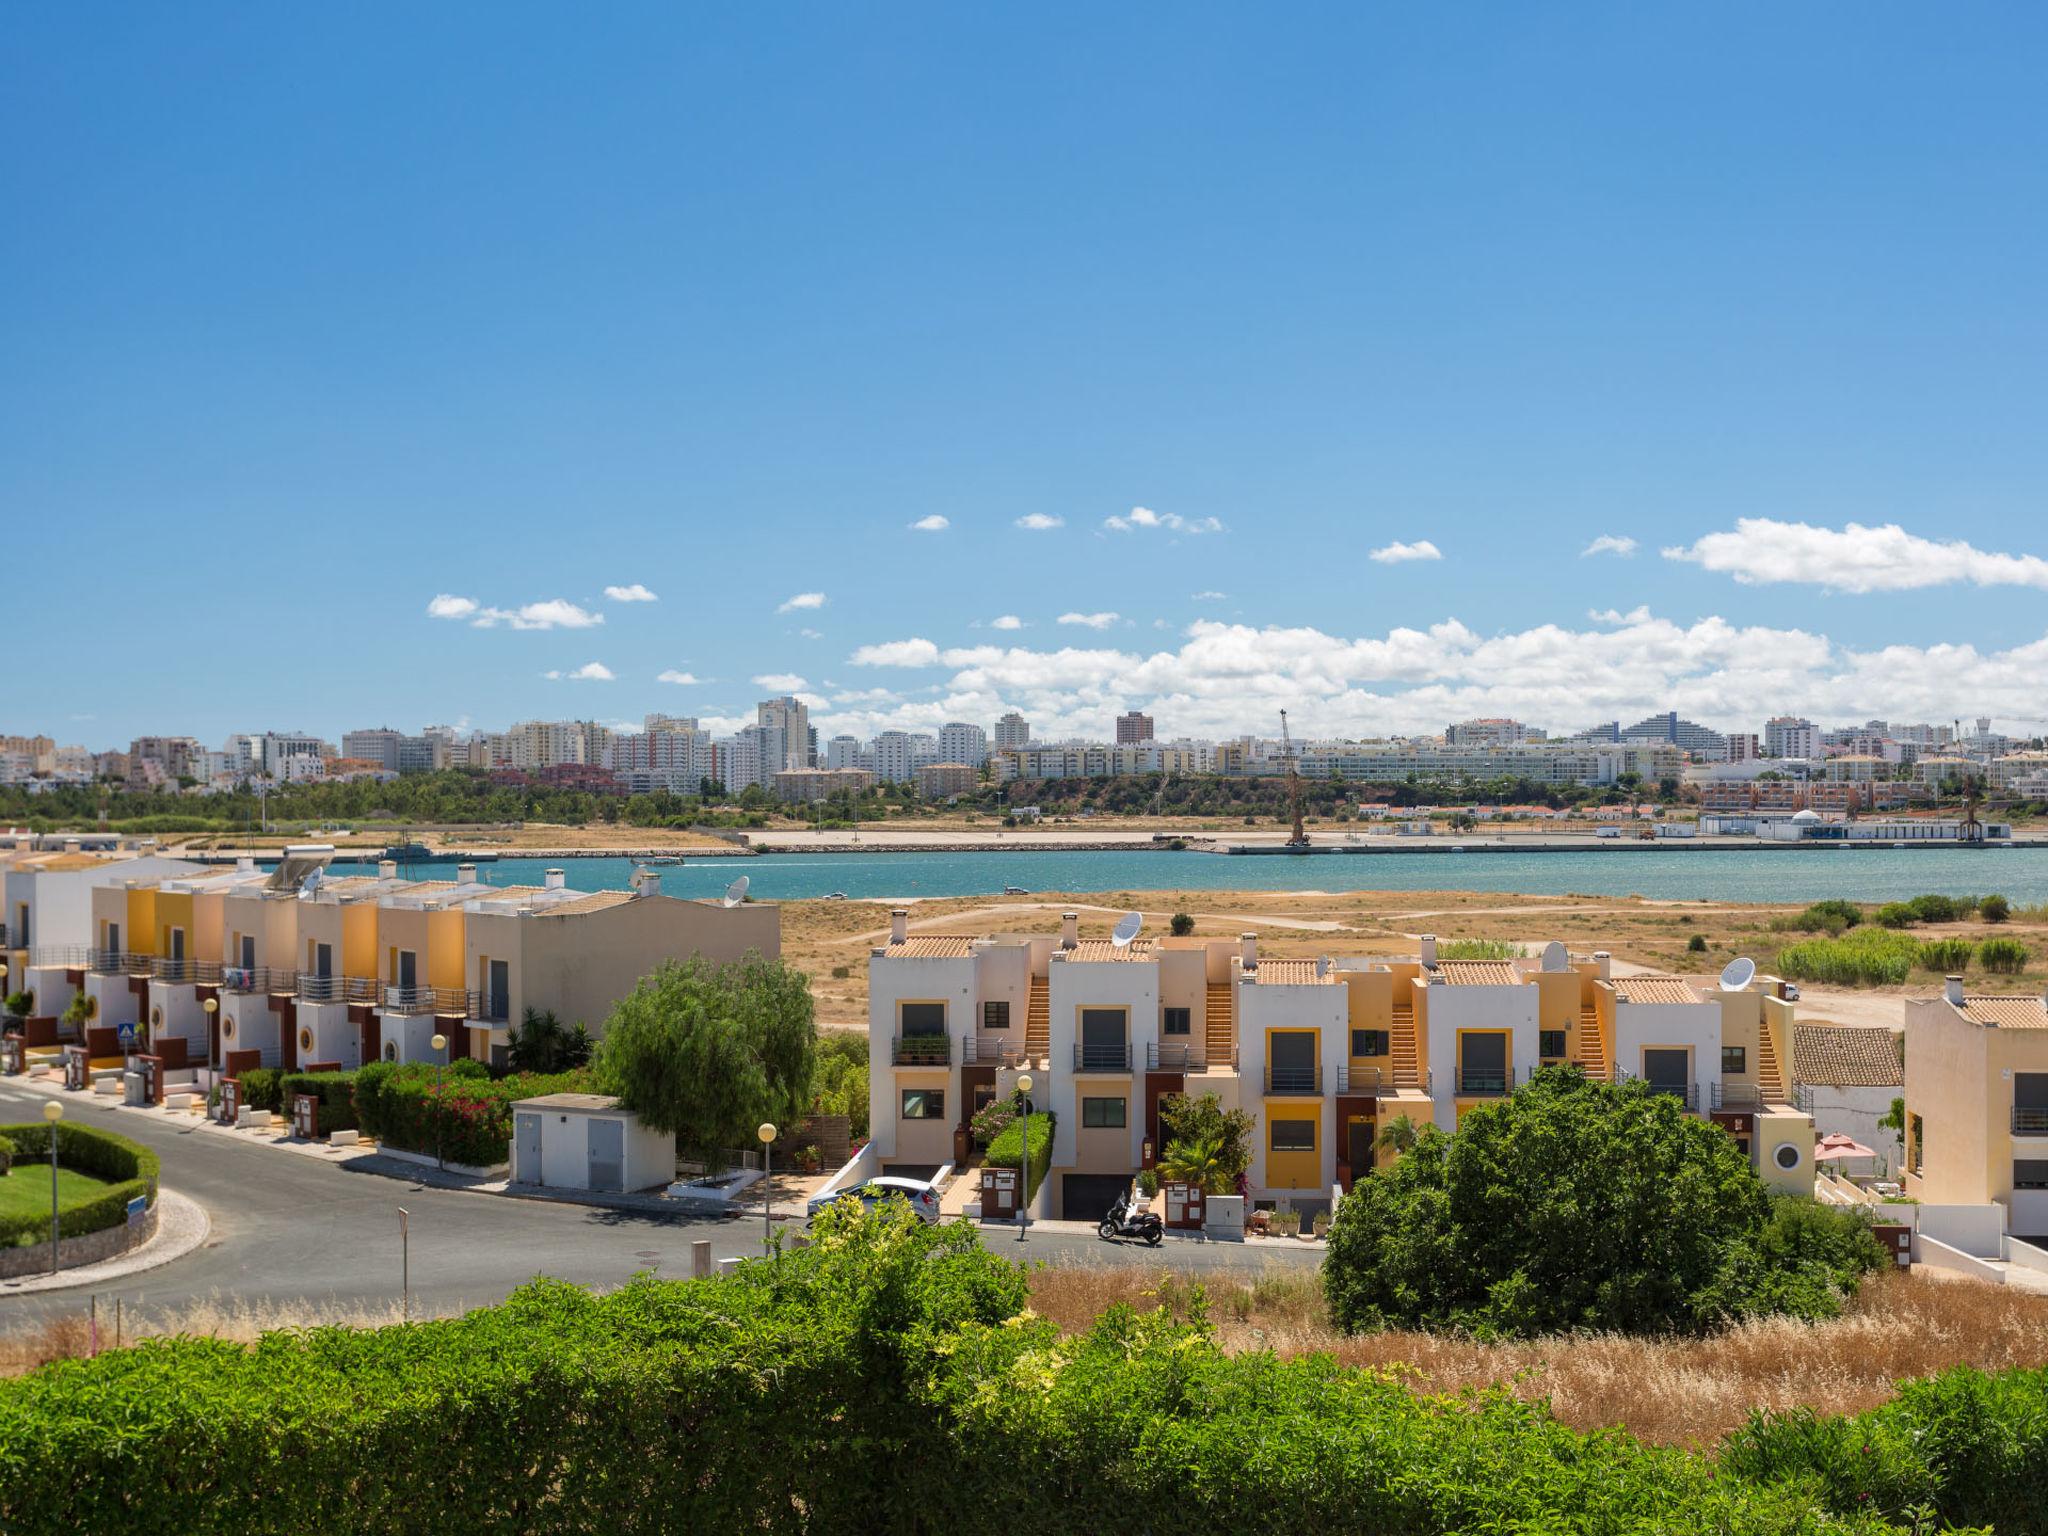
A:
[1024, 974, 1050, 1066]
[1204, 981, 1235, 1069]
[1389, 999, 1422, 1090]
[1755, 1013, 1787, 1103]
[1572, 1003, 1612, 1082]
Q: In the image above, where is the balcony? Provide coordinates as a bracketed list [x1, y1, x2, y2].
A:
[1148, 1040, 1206, 1071]
[1339, 1065, 1383, 1093]
[1712, 1081, 1763, 1111]
[1073, 1041, 1131, 1073]
[296, 974, 376, 1005]
[1619, 1073, 1700, 1110]
[1455, 1068, 1512, 1097]
[1264, 1063, 1323, 1095]
[963, 1034, 1020, 1066]
[891, 1033, 953, 1066]
[85, 947, 138, 974]
[2014, 1107, 2048, 1137]
[30, 944, 93, 969]
[223, 966, 297, 996]
[382, 984, 436, 1015]
[474, 991, 511, 1024]
[149, 957, 222, 985]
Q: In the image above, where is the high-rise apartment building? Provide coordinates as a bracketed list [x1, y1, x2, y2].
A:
[824, 734, 866, 771]
[993, 712, 1031, 751]
[872, 730, 917, 784]
[342, 728, 405, 772]
[1765, 717, 1819, 760]
[754, 696, 813, 780]
[938, 721, 988, 767]
[1114, 711, 1154, 745]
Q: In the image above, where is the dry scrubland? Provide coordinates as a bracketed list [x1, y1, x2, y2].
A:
[783, 886, 2048, 1028]
[1028, 1266, 2048, 1447]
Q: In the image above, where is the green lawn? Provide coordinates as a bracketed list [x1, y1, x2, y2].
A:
[0, 1166, 118, 1244]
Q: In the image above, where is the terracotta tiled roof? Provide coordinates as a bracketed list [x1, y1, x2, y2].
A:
[1793, 1024, 1902, 1087]
[1249, 958, 1336, 985]
[1956, 996, 2048, 1030]
[1436, 961, 1521, 986]
[1612, 976, 1705, 1006]
[1064, 939, 1156, 962]
[884, 936, 978, 958]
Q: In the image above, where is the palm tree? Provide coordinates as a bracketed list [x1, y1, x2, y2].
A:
[1157, 1133, 1228, 1194]
[1375, 1114, 1420, 1159]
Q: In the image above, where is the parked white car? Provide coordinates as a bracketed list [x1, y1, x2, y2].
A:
[807, 1176, 941, 1225]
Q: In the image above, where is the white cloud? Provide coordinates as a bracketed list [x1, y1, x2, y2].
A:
[433, 595, 606, 630]
[656, 669, 702, 686]
[1664, 518, 2048, 594]
[909, 515, 950, 532]
[753, 672, 808, 691]
[1058, 611, 1121, 630]
[1589, 605, 1652, 625]
[1191, 590, 1228, 601]
[1015, 513, 1064, 531]
[778, 592, 827, 612]
[990, 614, 1024, 631]
[1581, 535, 1638, 558]
[799, 627, 824, 640]
[603, 583, 659, 602]
[544, 661, 615, 681]
[1368, 539, 1443, 564]
[848, 638, 943, 667]
[1103, 505, 1224, 534]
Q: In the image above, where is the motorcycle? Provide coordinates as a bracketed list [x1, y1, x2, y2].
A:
[1097, 1193, 1164, 1246]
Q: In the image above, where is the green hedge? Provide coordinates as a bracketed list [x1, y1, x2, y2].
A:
[277, 1070, 360, 1135]
[0, 1206, 1989, 1535]
[0, 1122, 158, 1249]
[982, 1109, 1054, 1201]
[353, 1060, 588, 1167]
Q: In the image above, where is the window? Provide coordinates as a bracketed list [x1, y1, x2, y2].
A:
[1539, 1029, 1567, 1059]
[1721, 1046, 1747, 1075]
[1772, 1142, 1802, 1172]
[982, 1000, 1010, 1031]
[901, 1002, 946, 1035]
[1352, 1029, 1388, 1057]
[2015, 1161, 2048, 1191]
[1082, 1097, 1126, 1129]
[901, 1089, 944, 1121]
[1164, 1006, 1192, 1036]
[1271, 1119, 1316, 1152]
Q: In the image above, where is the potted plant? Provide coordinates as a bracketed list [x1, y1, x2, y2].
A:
[1311, 1211, 1331, 1239]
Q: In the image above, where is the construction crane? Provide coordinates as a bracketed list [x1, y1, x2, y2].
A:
[1279, 710, 1308, 848]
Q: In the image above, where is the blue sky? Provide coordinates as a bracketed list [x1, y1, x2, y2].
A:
[7, 5, 2048, 747]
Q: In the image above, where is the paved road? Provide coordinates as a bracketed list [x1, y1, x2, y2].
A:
[0, 1082, 1313, 1329]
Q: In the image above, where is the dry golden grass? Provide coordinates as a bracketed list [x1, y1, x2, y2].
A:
[1026, 1264, 2048, 1446]
[0, 1294, 450, 1377]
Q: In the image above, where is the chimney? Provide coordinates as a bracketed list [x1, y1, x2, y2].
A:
[1592, 950, 1612, 981]
[63, 838, 80, 854]
[631, 866, 656, 898]
[457, 862, 478, 884]
[236, 855, 256, 873]
[1420, 934, 1438, 967]
[1061, 911, 1079, 949]
[377, 860, 397, 880]
[1945, 974, 1965, 1006]
[544, 867, 566, 891]
[890, 909, 908, 945]
[1240, 932, 1257, 970]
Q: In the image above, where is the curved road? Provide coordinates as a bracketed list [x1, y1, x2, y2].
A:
[0, 1082, 1313, 1329]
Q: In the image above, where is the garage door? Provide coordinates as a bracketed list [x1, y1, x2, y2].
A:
[1061, 1174, 1131, 1222]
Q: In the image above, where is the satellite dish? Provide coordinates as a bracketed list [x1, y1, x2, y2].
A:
[1110, 911, 1143, 948]
[722, 875, 750, 908]
[1315, 956, 1330, 978]
[1720, 956, 1757, 992]
[1540, 941, 1568, 973]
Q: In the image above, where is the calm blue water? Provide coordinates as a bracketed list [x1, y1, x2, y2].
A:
[322, 845, 2048, 905]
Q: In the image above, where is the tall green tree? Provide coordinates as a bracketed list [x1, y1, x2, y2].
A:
[593, 955, 817, 1157]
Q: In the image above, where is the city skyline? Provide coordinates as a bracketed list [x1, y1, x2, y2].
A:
[10, 9, 2048, 742]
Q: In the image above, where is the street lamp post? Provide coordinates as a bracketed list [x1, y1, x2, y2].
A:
[1013, 1074, 1033, 1243]
[42, 1100, 63, 1275]
[430, 1033, 448, 1170]
[201, 995, 219, 1073]
[757, 1121, 777, 1254]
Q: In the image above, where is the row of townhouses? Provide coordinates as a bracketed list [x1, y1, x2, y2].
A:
[6, 848, 776, 1073]
[866, 913, 1817, 1222]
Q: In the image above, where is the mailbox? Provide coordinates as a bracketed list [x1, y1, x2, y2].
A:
[1164, 1181, 1206, 1229]
[218, 1077, 243, 1125]
[291, 1092, 320, 1140]
[0, 1036, 21, 1076]
[980, 1166, 1018, 1221]
[63, 1044, 91, 1091]
[1870, 1223, 1913, 1268]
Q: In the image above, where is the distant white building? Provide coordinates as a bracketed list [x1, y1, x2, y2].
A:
[937, 721, 988, 768]
[873, 730, 917, 784]
[824, 734, 867, 772]
[994, 712, 1031, 751]
[1764, 717, 1819, 760]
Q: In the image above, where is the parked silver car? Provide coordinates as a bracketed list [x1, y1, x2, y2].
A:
[807, 1175, 941, 1225]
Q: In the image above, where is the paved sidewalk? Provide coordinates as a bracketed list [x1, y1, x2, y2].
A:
[0, 1190, 211, 1296]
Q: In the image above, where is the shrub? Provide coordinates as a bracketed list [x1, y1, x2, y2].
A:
[1323, 1072, 1877, 1338]
[1978, 937, 2030, 975]
[1917, 937, 1975, 973]
[0, 1134, 13, 1174]
[983, 1109, 1054, 1201]
[506, 1008, 592, 1075]
[3, 990, 32, 1018]
[1907, 893, 1960, 924]
[0, 1122, 157, 1248]
[1980, 893, 2010, 924]
[1873, 902, 1918, 929]
[352, 1059, 546, 1166]
[1169, 911, 1195, 936]
[277, 1070, 359, 1135]
[1775, 929, 1922, 986]
[1771, 900, 1863, 934]
[236, 1067, 284, 1112]
[1687, 933, 1708, 953]
[1436, 938, 1519, 961]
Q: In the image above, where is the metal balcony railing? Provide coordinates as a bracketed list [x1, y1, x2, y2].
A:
[30, 944, 93, 968]
[1148, 1040, 1206, 1071]
[1073, 1041, 1131, 1072]
[1339, 1064, 1382, 1093]
[296, 974, 345, 1004]
[383, 984, 437, 1015]
[891, 1033, 952, 1066]
[1264, 1063, 1322, 1095]
[1792, 1083, 1815, 1114]
[2014, 1106, 2048, 1136]
[1711, 1081, 1762, 1111]
[223, 966, 297, 995]
[121, 951, 154, 976]
[1455, 1068, 1511, 1096]
[964, 1034, 1020, 1066]
[475, 992, 511, 1023]
[150, 958, 223, 985]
